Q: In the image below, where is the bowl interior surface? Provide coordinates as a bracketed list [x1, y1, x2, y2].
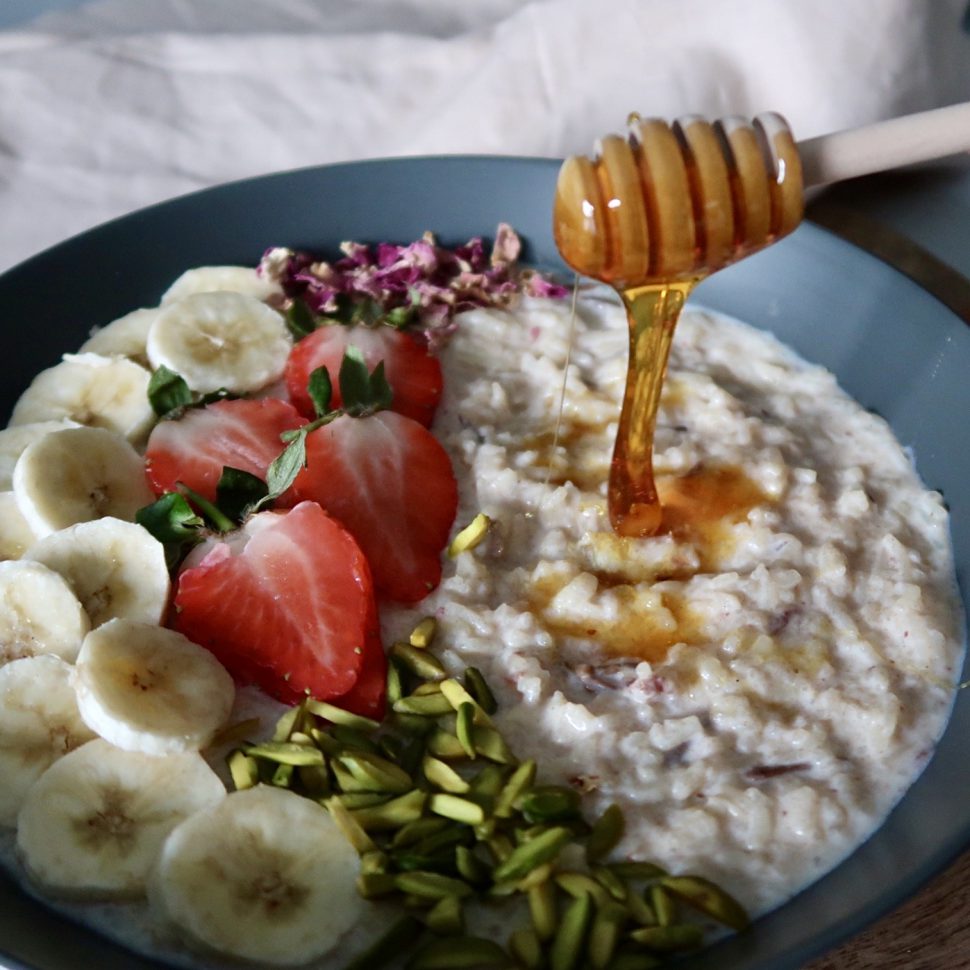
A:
[0, 156, 967, 970]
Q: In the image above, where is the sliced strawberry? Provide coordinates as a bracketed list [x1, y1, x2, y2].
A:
[145, 398, 305, 503]
[172, 501, 383, 706]
[291, 410, 457, 603]
[328, 621, 387, 720]
[285, 325, 443, 426]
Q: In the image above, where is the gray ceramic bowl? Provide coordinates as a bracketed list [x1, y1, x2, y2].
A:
[0, 157, 966, 970]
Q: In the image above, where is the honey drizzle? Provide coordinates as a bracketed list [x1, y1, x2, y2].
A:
[610, 279, 700, 537]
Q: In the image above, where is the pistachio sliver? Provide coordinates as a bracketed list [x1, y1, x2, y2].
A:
[357, 872, 398, 899]
[429, 793, 486, 826]
[609, 861, 666, 882]
[387, 659, 405, 706]
[628, 924, 704, 951]
[509, 928, 543, 970]
[554, 871, 611, 908]
[271, 705, 304, 742]
[439, 679, 492, 726]
[648, 885, 676, 928]
[209, 716, 262, 748]
[588, 901, 627, 970]
[494, 760, 537, 819]
[493, 826, 572, 883]
[455, 703, 477, 759]
[351, 789, 427, 831]
[427, 728, 467, 760]
[423, 754, 471, 794]
[296, 762, 331, 797]
[471, 725, 516, 765]
[325, 797, 377, 854]
[391, 642, 447, 681]
[550, 891, 593, 970]
[226, 749, 259, 790]
[395, 871, 475, 901]
[335, 751, 414, 793]
[659, 875, 750, 931]
[330, 724, 382, 754]
[463, 666, 498, 715]
[455, 845, 492, 887]
[587, 803, 625, 863]
[447, 513, 491, 557]
[305, 698, 381, 732]
[406, 935, 510, 970]
[246, 741, 325, 767]
[624, 886, 657, 927]
[392, 817, 452, 849]
[270, 762, 294, 788]
[528, 880, 558, 941]
[336, 792, 394, 810]
[342, 914, 424, 970]
[592, 864, 628, 902]
[518, 785, 581, 824]
[394, 693, 456, 717]
[425, 894, 464, 936]
[409, 616, 438, 649]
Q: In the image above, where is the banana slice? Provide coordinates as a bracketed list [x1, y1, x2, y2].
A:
[17, 738, 225, 899]
[0, 419, 80, 491]
[13, 426, 155, 538]
[160, 265, 283, 305]
[0, 492, 37, 561]
[79, 307, 160, 368]
[25, 518, 169, 628]
[9, 352, 155, 444]
[73, 619, 234, 755]
[0, 655, 97, 826]
[149, 786, 366, 965]
[0, 560, 90, 666]
[146, 292, 292, 394]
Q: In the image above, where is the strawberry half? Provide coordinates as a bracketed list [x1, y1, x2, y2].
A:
[172, 501, 384, 709]
[145, 398, 306, 503]
[291, 410, 457, 603]
[285, 325, 442, 427]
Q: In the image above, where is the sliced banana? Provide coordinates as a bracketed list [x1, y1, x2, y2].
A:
[0, 655, 97, 826]
[13, 426, 155, 538]
[9, 352, 155, 444]
[25, 518, 169, 628]
[0, 419, 80, 491]
[160, 265, 282, 305]
[79, 307, 161, 368]
[0, 492, 37, 561]
[149, 786, 365, 965]
[0, 560, 90, 666]
[73, 619, 235, 756]
[146, 292, 292, 394]
[17, 738, 225, 900]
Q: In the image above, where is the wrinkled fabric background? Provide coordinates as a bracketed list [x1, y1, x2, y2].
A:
[1, 0, 968, 272]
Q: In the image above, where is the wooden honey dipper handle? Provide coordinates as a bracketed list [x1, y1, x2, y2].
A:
[798, 101, 970, 187]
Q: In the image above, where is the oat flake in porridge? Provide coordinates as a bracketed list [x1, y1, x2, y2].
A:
[384, 287, 963, 915]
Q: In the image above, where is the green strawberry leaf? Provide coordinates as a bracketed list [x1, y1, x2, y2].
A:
[286, 298, 318, 339]
[135, 492, 205, 570]
[307, 366, 333, 418]
[261, 430, 309, 506]
[148, 365, 192, 416]
[216, 466, 270, 523]
[339, 346, 393, 416]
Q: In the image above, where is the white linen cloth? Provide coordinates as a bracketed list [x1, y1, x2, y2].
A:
[1, 0, 968, 272]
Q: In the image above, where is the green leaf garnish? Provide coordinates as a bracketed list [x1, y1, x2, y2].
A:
[307, 366, 333, 418]
[148, 365, 192, 416]
[286, 298, 317, 339]
[384, 305, 416, 329]
[136, 492, 204, 544]
[178, 483, 235, 534]
[216, 467, 270, 523]
[263, 431, 309, 504]
[340, 347, 393, 416]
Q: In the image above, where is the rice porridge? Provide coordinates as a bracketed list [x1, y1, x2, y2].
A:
[0, 273, 962, 967]
[385, 289, 962, 914]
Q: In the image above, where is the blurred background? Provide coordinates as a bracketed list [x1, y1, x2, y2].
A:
[1, 0, 968, 272]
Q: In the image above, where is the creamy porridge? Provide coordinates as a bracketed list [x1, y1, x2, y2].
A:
[0, 259, 962, 967]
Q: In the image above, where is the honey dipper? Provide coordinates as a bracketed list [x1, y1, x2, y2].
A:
[553, 102, 970, 538]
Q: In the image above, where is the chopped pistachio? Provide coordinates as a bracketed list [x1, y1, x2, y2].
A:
[422, 754, 471, 794]
[427, 728, 466, 760]
[588, 901, 627, 970]
[360, 850, 390, 875]
[463, 667, 498, 715]
[659, 875, 750, 931]
[471, 725, 516, 765]
[246, 741, 325, 767]
[609, 861, 666, 882]
[409, 616, 438, 649]
[550, 891, 593, 970]
[296, 762, 331, 797]
[439, 679, 492, 725]
[392, 817, 452, 850]
[555, 871, 611, 908]
[272, 704, 304, 742]
[648, 885, 675, 928]
[330, 724, 382, 754]
[587, 804, 625, 864]
[325, 797, 377, 854]
[455, 703, 477, 759]
[592, 865, 628, 902]
[425, 895, 464, 936]
[334, 751, 413, 793]
[391, 642, 447, 681]
[270, 762, 294, 788]
[357, 872, 398, 899]
[387, 660, 405, 705]
[518, 785, 581, 824]
[494, 760, 537, 818]
[493, 827, 572, 883]
[394, 871, 474, 900]
[351, 790, 427, 831]
[509, 928, 543, 970]
[529, 880, 558, 941]
[407, 935, 509, 970]
[447, 513, 492, 557]
[337, 792, 394, 810]
[429, 793, 485, 826]
[394, 693, 456, 717]
[342, 915, 423, 970]
[628, 924, 704, 951]
[455, 845, 491, 887]
[226, 749, 259, 790]
[305, 698, 381, 732]
[208, 716, 262, 748]
[624, 886, 657, 927]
